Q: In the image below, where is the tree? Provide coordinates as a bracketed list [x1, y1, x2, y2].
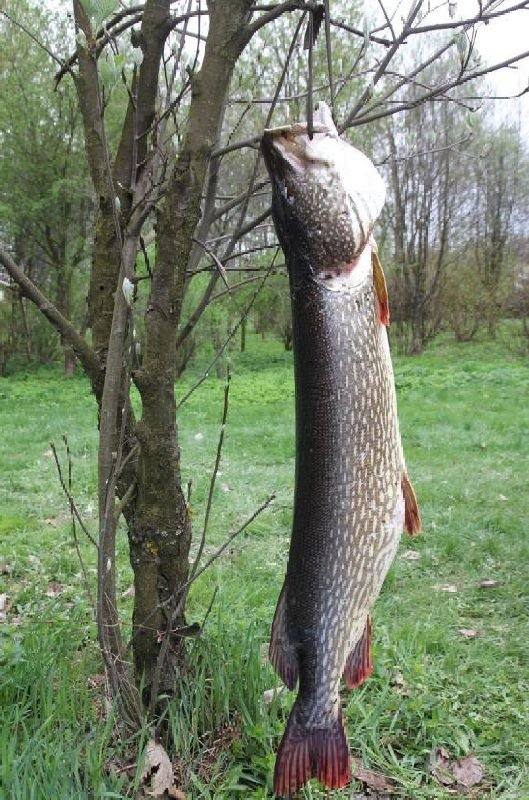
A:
[0, 2, 92, 373]
[1, 0, 529, 729]
[382, 69, 470, 353]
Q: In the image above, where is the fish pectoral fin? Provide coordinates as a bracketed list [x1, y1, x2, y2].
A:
[343, 616, 373, 690]
[372, 248, 390, 326]
[402, 473, 421, 536]
[269, 582, 299, 690]
[274, 700, 350, 796]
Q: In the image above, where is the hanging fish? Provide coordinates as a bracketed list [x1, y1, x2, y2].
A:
[261, 102, 420, 797]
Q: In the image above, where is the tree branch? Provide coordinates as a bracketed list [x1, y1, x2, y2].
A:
[0, 245, 101, 384]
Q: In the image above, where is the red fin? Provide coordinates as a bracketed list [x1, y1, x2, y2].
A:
[269, 582, 299, 690]
[372, 250, 390, 326]
[343, 616, 373, 690]
[274, 702, 350, 796]
[402, 473, 421, 536]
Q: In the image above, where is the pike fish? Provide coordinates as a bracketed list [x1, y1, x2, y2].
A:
[261, 103, 420, 797]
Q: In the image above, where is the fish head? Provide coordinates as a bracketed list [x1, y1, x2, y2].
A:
[261, 102, 385, 283]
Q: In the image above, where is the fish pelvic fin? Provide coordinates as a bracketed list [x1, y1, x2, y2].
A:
[343, 616, 373, 690]
[269, 582, 299, 690]
[274, 700, 350, 796]
[372, 248, 390, 326]
[402, 473, 421, 536]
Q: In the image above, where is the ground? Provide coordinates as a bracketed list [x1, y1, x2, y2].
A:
[0, 331, 528, 798]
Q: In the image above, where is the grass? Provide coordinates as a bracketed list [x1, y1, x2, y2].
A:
[1, 330, 528, 798]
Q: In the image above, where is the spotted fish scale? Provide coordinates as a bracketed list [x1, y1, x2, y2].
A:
[261, 103, 420, 797]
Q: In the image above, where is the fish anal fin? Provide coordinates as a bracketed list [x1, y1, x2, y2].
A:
[274, 701, 350, 796]
[372, 249, 390, 326]
[269, 582, 299, 690]
[402, 473, 421, 536]
[343, 616, 373, 690]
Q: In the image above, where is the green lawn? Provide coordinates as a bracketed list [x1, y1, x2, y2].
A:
[1, 333, 528, 798]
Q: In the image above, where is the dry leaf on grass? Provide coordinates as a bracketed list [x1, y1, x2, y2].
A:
[452, 755, 484, 788]
[479, 579, 503, 589]
[141, 739, 185, 798]
[351, 757, 396, 794]
[390, 670, 410, 696]
[121, 585, 135, 598]
[0, 593, 11, 621]
[401, 549, 421, 561]
[45, 581, 64, 597]
[438, 583, 458, 593]
[262, 685, 285, 704]
[458, 628, 480, 639]
[430, 747, 484, 792]
[87, 673, 107, 689]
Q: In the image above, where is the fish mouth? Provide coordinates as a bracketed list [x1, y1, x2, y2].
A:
[261, 103, 337, 196]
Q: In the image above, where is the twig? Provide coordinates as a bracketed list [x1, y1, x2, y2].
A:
[0, 246, 100, 385]
[188, 367, 231, 582]
[176, 248, 279, 409]
[50, 440, 96, 615]
[1, 9, 65, 68]
[148, 490, 275, 715]
[49, 441, 99, 549]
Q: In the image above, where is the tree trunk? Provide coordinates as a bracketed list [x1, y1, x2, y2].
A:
[128, 0, 253, 698]
[240, 316, 247, 352]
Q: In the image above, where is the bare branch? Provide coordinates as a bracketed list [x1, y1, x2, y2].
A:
[344, 48, 529, 129]
[0, 246, 101, 384]
[176, 248, 279, 410]
[244, 0, 307, 42]
[1, 9, 65, 68]
[188, 367, 231, 583]
[50, 440, 97, 614]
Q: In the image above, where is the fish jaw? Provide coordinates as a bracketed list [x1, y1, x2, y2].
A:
[261, 102, 385, 279]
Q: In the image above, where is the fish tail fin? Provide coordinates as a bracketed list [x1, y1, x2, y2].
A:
[372, 247, 390, 326]
[343, 616, 373, 690]
[402, 473, 421, 536]
[274, 701, 350, 796]
[269, 582, 299, 690]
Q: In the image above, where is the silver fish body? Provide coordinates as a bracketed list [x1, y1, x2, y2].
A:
[261, 104, 419, 797]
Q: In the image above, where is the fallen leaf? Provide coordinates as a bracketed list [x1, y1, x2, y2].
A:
[351, 758, 396, 794]
[438, 583, 458, 593]
[170, 790, 186, 799]
[142, 739, 180, 798]
[458, 628, 480, 639]
[498, 493, 508, 501]
[43, 518, 58, 527]
[479, 579, 503, 589]
[88, 673, 107, 689]
[452, 754, 484, 788]
[390, 670, 410, 696]
[0, 593, 9, 613]
[430, 747, 484, 792]
[430, 746, 456, 785]
[402, 550, 421, 561]
[45, 581, 64, 597]
[263, 685, 285, 704]
[121, 585, 135, 598]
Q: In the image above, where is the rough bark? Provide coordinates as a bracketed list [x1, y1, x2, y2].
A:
[130, 0, 254, 695]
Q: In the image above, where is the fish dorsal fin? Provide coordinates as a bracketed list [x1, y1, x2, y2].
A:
[402, 473, 421, 536]
[372, 248, 390, 326]
[269, 582, 299, 690]
[343, 616, 373, 690]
